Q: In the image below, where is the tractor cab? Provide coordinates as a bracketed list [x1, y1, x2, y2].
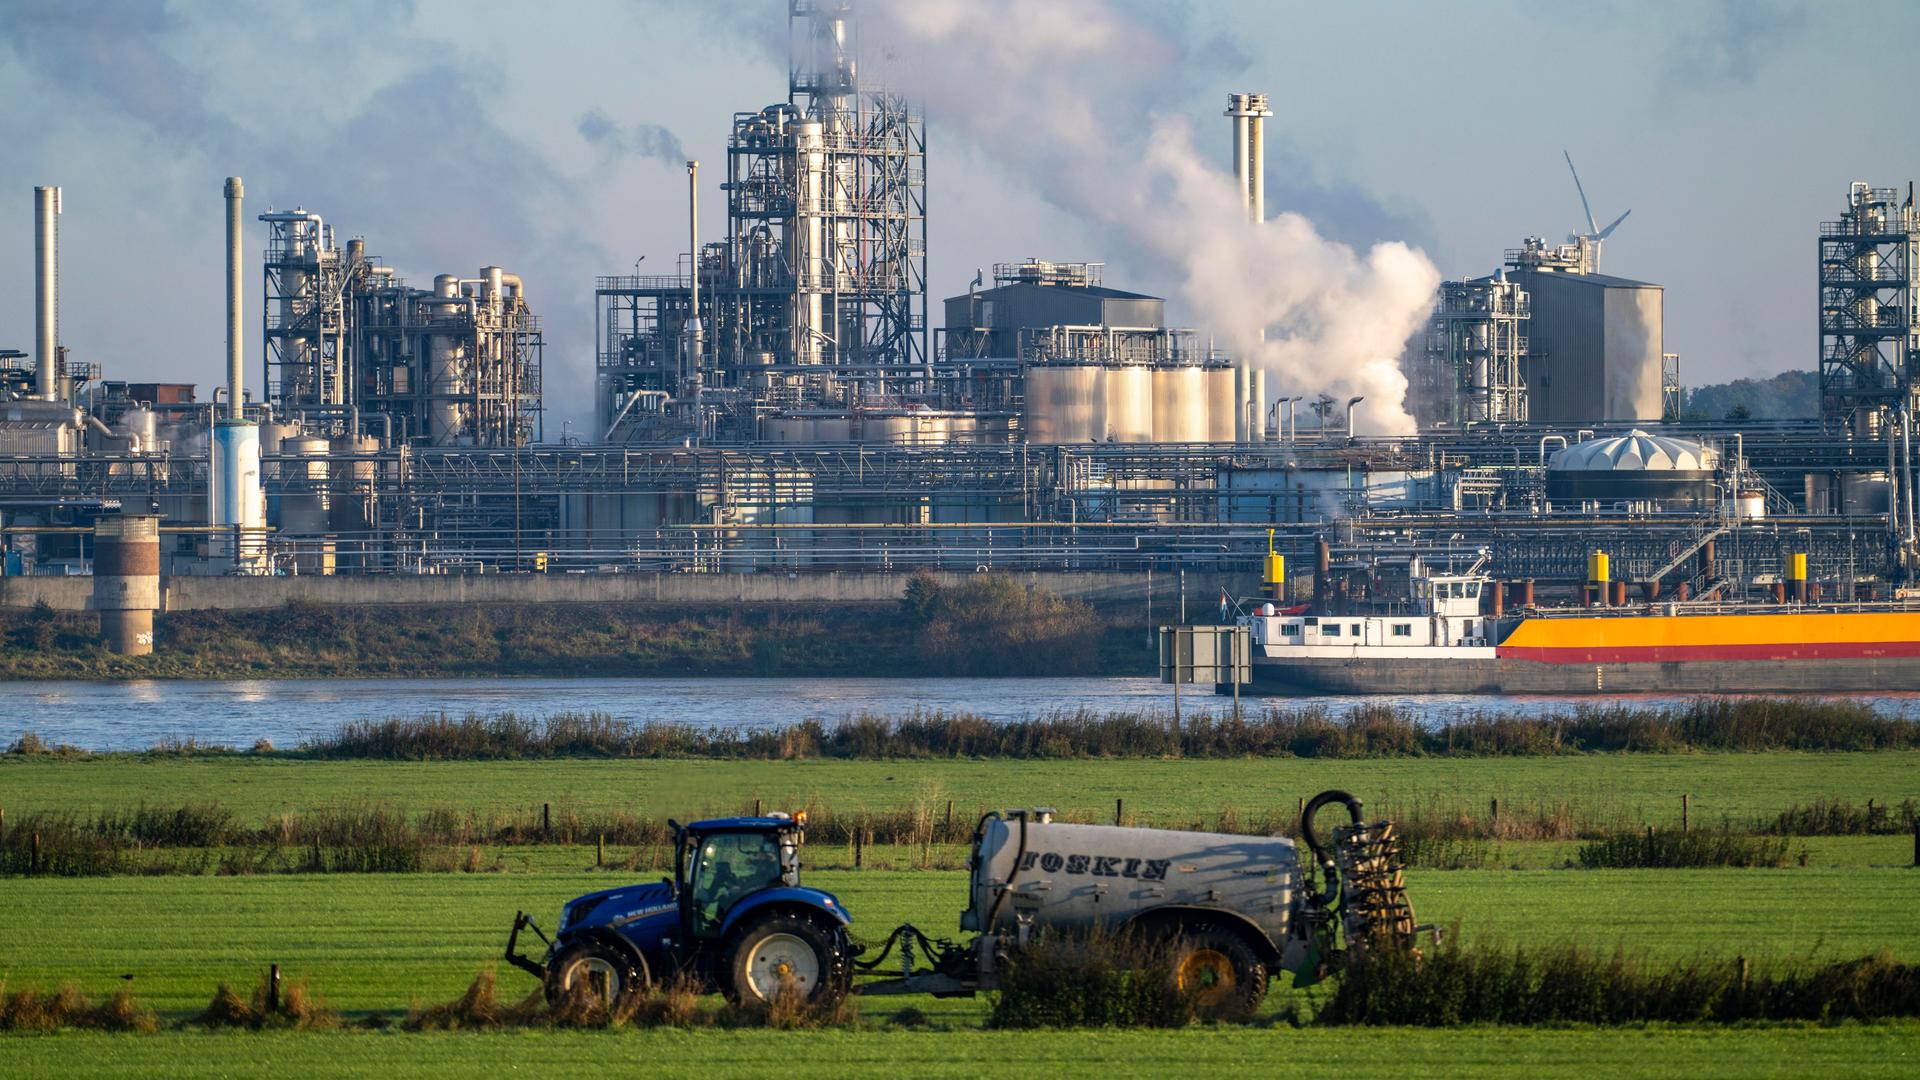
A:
[507, 812, 853, 1009]
[678, 816, 804, 939]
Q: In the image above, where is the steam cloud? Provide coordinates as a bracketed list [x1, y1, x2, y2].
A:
[862, 0, 1439, 433]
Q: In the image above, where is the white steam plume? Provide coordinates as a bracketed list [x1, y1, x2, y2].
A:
[863, 0, 1439, 433]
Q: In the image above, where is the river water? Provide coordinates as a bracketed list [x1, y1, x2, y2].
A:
[6, 676, 1919, 752]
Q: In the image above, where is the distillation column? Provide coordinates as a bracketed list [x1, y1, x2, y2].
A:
[212, 177, 266, 570]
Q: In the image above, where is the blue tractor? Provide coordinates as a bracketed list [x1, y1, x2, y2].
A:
[506, 813, 852, 1008]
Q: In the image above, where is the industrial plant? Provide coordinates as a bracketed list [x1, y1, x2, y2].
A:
[3, 2, 1919, 658]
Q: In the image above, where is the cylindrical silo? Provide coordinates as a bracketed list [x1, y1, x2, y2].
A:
[1105, 366, 1153, 443]
[93, 515, 160, 655]
[278, 436, 331, 536]
[1024, 366, 1106, 443]
[1152, 366, 1207, 443]
[1233, 365, 1249, 442]
[1204, 366, 1237, 442]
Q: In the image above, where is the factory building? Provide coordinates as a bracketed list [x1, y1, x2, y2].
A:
[1413, 237, 1668, 428]
[1507, 238, 1666, 424]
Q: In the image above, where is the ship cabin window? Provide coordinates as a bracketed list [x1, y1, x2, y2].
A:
[1323, 624, 1341, 637]
[1279, 623, 1301, 636]
[1391, 624, 1412, 637]
[1351, 624, 1362, 636]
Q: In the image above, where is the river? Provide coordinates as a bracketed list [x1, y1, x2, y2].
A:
[6, 676, 1919, 752]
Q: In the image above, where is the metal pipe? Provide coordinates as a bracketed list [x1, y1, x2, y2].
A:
[33, 186, 60, 401]
[225, 177, 244, 420]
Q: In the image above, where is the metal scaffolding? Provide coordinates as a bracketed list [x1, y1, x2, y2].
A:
[598, 0, 928, 443]
[1414, 277, 1530, 426]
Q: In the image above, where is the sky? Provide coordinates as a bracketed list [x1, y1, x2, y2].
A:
[1, 0, 1915, 435]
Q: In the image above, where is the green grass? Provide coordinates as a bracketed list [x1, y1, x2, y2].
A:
[1, 869, 1914, 1021]
[6, 751, 1917, 828]
[2, 1024, 1914, 1080]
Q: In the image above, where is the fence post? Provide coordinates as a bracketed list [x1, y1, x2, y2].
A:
[1115, 798, 1124, 827]
[1682, 793, 1690, 833]
[1490, 798, 1499, 825]
[597, 834, 605, 867]
[1912, 819, 1918, 869]
[754, 799, 762, 818]
[945, 800, 953, 835]
[267, 964, 281, 1013]
[30, 831, 38, 874]
[542, 803, 551, 840]
[1645, 824, 1655, 866]
[854, 829, 864, 870]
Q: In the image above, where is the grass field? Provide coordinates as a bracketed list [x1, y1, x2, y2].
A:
[6, 751, 1918, 827]
[5, 1025, 1917, 1080]
[5, 749, 1920, 1076]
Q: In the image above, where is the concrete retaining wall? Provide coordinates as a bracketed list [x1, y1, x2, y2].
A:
[0, 570, 1256, 612]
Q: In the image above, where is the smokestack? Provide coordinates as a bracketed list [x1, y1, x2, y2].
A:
[1224, 93, 1271, 224]
[225, 177, 244, 420]
[33, 186, 60, 402]
[686, 160, 703, 397]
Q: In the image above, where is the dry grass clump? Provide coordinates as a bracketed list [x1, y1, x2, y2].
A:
[191, 972, 338, 1030]
[0, 983, 156, 1033]
[404, 967, 853, 1031]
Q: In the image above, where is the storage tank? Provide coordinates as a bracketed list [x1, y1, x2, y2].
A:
[275, 436, 331, 536]
[963, 815, 1298, 937]
[814, 416, 853, 443]
[1841, 472, 1890, 515]
[1545, 429, 1718, 510]
[1024, 366, 1107, 443]
[862, 413, 916, 446]
[947, 414, 979, 445]
[1105, 366, 1153, 443]
[1151, 366, 1207, 442]
[1204, 366, 1237, 442]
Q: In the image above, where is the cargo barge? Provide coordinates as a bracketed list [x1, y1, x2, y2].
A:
[1229, 564, 1920, 695]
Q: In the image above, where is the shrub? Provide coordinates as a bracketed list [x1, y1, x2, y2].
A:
[1318, 939, 1920, 1026]
[1574, 828, 1793, 869]
[989, 930, 1194, 1029]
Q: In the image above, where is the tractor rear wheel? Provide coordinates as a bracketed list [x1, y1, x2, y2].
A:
[725, 913, 848, 1009]
[546, 939, 648, 1009]
[1170, 925, 1268, 1017]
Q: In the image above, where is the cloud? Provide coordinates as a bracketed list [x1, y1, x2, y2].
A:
[1664, 0, 1806, 87]
[578, 108, 688, 166]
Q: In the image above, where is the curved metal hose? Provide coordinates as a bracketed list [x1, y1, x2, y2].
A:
[1300, 789, 1364, 909]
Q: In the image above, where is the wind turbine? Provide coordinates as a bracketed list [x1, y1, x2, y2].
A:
[1564, 150, 1629, 273]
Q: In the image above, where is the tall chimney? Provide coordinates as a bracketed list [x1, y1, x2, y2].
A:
[33, 186, 60, 401]
[1223, 93, 1272, 224]
[224, 176, 244, 419]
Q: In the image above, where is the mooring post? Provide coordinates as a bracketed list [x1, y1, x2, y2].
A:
[267, 964, 281, 1013]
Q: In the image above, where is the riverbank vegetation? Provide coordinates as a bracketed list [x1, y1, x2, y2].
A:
[0, 574, 1140, 680]
[123, 696, 1918, 761]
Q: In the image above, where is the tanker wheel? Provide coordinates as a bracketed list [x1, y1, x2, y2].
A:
[546, 940, 648, 1009]
[1171, 926, 1267, 1017]
[725, 913, 847, 1009]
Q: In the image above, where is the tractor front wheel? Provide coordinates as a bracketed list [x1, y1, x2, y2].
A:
[546, 939, 648, 1009]
[725, 913, 848, 1009]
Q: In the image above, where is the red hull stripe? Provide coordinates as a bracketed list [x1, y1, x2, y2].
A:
[1499, 640, 1920, 664]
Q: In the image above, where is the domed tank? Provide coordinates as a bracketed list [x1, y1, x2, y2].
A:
[1546, 429, 1718, 510]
